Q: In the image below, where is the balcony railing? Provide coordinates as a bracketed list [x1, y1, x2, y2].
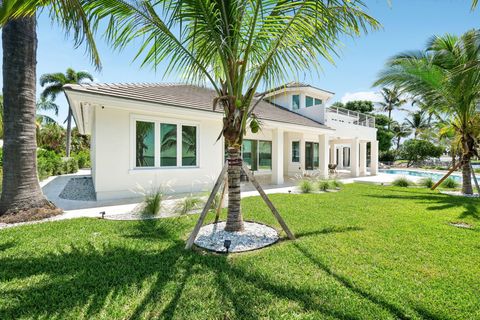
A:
[325, 106, 375, 128]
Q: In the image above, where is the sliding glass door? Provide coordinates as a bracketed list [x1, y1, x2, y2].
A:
[305, 142, 319, 170]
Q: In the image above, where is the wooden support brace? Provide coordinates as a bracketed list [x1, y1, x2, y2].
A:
[214, 176, 228, 224]
[471, 163, 480, 195]
[431, 162, 462, 190]
[185, 162, 228, 249]
[242, 164, 295, 240]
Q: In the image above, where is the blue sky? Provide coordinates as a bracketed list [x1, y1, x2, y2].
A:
[1, 0, 479, 124]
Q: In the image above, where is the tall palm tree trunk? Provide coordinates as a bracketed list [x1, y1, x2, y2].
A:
[65, 107, 73, 157]
[387, 109, 392, 130]
[0, 17, 54, 214]
[462, 156, 473, 195]
[225, 146, 244, 232]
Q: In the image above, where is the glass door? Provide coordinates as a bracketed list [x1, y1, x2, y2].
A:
[305, 142, 313, 170]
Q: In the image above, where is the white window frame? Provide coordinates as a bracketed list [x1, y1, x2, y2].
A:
[291, 140, 300, 163]
[241, 139, 273, 173]
[130, 114, 200, 171]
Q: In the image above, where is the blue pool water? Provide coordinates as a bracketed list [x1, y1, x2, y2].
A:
[380, 169, 462, 182]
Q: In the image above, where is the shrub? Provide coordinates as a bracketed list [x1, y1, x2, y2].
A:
[419, 177, 435, 188]
[379, 150, 396, 162]
[392, 177, 414, 187]
[176, 195, 203, 215]
[73, 150, 90, 168]
[398, 139, 444, 167]
[62, 157, 79, 174]
[298, 179, 314, 193]
[330, 180, 343, 189]
[317, 180, 330, 192]
[441, 178, 459, 189]
[142, 189, 163, 216]
[37, 149, 63, 180]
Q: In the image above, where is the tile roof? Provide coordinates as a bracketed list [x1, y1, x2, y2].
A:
[64, 83, 331, 130]
[257, 81, 335, 96]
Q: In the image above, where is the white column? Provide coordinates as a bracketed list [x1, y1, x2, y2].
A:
[319, 134, 329, 179]
[338, 146, 344, 169]
[359, 142, 367, 176]
[330, 144, 336, 164]
[300, 134, 305, 172]
[371, 140, 379, 175]
[350, 138, 359, 177]
[272, 128, 284, 184]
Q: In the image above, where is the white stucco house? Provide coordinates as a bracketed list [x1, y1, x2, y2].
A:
[64, 82, 378, 200]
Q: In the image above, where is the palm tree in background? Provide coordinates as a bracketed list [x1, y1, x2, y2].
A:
[377, 86, 406, 129]
[0, 1, 100, 216]
[87, 0, 379, 232]
[404, 111, 429, 139]
[0, 95, 3, 139]
[391, 121, 411, 150]
[40, 69, 94, 157]
[374, 30, 480, 194]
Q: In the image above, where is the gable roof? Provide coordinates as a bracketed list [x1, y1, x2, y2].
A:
[64, 83, 332, 130]
[257, 81, 335, 96]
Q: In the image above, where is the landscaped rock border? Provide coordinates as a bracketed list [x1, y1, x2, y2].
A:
[194, 221, 279, 253]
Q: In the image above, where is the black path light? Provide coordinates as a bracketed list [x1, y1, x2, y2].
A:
[223, 239, 232, 253]
[100, 211, 106, 219]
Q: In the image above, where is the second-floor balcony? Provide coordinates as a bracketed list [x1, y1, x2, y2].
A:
[325, 106, 375, 128]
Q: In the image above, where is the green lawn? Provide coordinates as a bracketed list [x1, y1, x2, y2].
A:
[1, 184, 479, 319]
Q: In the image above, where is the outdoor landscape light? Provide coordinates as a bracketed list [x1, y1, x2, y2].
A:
[100, 211, 105, 219]
[224, 239, 231, 253]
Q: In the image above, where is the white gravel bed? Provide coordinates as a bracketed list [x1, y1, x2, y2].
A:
[59, 177, 96, 201]
[440, 191, 480, 198]
[194, 221, 279, 253]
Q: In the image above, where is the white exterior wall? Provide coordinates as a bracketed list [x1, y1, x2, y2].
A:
[93, 105, 224, 200]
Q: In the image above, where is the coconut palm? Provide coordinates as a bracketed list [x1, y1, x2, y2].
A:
[40, 68, 94, 157]
[36, 97, 59, 128]
[374, 30, 480, 194]
[0, 95, 3, 139]
[0, 2, 100, 215]
[391, 121, 411, 150]
[377, 86, 406, 129]
[404, 111, 429, 139]
[87, 0, 379, 231]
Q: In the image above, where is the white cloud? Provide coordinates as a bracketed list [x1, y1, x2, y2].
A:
[340, 91, 382, 104]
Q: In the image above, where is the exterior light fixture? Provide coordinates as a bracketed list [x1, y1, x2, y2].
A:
[100, 211, 106, 219]
[224, 239, 231, 253]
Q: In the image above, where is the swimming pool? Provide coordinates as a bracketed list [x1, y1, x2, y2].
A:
[380, 169, 462, 182]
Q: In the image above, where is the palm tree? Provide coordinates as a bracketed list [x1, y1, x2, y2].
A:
[377, 86, 406, 129]
[40, 69, 94, 157]
[36, 97, 59, 127]
[374, 30, 480, 194]
[0, 95, 3, 139]
[404, 111, 429, 139]
[88, 0, 379, 231]
[0, 3, 100, 216]
[391, 121, 411, 150]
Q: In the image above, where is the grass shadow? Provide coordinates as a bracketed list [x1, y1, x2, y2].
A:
[296, 226, 363, 239]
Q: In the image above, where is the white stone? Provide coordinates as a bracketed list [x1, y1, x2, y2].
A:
[194, 221, 279, 253]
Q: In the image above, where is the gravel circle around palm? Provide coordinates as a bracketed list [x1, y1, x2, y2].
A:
[194, 221, 279, 253]
[440, 190, 480, 198]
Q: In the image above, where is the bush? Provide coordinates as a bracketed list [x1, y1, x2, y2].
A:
[441, 178, 459, 189]
[62, 157, 79, 174]
[142, 189, 163, 216]
[317, 180, 330, 192]
[72, 150, 90, 168]
[176, 195, 203, 215]
[0, 147, 3, 167]
[392, 177, 414, 187]
[298, 179, 314, 193]
[379, 150, 396, 162]
[37, 149, 63, 180]
[419, 177, 435, 188]
[330, 180, 343, 189]
[398, 139, 444, 167]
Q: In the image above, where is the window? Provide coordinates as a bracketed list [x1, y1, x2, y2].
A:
[182, 125, 197, 166]
[160, 123, 177, 166]
[134, 119, 198, 168]
[242, 139, 272, 171]
[306, 96, 314, 107]
[313, 143, 319, 169]
[292, 94, 300, 110]
[242, 140, 258, 171]
[292, 141, 300, 162]
[258, 141, 272, 170]
[135, 121, 155, 167]
[315, 98, 323, 105]
[305, 142, 319, 170]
